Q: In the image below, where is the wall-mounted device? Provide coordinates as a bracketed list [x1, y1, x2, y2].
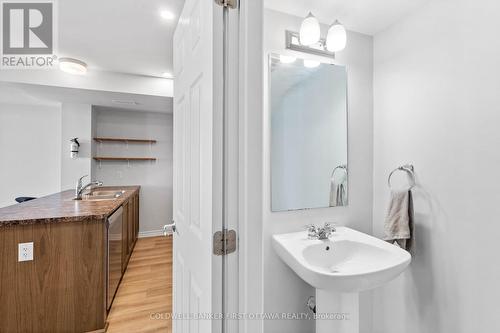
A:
[70, 138, 80, 159]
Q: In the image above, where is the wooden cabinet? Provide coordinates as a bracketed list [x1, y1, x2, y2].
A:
[122, 192, 139, 272]
[0, 220, 107, 333]
[121, 200, 129, 273]
[127, 195, 134, 254]
[134, 194, 139, 240]
[0, 187, 140, 333]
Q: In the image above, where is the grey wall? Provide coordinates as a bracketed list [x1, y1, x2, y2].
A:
[263, 9, 374, 333]
[0, 103, 61, 207]
[93, 107, 173, 235]
[372, 0, 500, 331]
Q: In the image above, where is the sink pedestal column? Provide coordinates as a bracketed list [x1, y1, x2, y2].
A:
[315, 290, 359, 333]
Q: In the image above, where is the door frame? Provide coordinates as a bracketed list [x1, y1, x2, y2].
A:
[230, 1, 265, 333]
[173, 1, 265, 332]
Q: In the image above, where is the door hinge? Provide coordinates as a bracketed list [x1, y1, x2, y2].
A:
[214, 0, 238, 9]
[213, 229, 237, 255]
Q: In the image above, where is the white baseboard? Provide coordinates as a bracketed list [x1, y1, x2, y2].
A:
[138, 229, 164, 238]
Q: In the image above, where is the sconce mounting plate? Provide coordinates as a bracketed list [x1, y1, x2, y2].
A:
[285, 30, 335, 59]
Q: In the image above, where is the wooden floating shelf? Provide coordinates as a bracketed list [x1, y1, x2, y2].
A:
[93, 157, 157, 161]
[93, 137, 157, 144]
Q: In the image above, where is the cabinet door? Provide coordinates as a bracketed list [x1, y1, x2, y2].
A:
[121, 201, 129, 273]
[127, 196, 134, 253]
[134, 193, 139, 241]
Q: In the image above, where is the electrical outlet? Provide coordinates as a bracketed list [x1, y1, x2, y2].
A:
[18, 242, 33, 262]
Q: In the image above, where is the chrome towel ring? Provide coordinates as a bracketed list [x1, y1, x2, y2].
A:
[330, 164, 347, 179]
[388, 164, 416, 190]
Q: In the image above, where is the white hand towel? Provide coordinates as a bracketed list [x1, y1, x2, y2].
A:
[329, 176, 347, 207]
[383, 190, 414, 252]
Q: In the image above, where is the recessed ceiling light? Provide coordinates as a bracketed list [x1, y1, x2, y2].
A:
[162, 72, 174, 79]
[58, 58, 87, 75]
[160, 10, 175, 20]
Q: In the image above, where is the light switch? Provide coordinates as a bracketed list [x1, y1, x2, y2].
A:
[18, 242, 34, 262]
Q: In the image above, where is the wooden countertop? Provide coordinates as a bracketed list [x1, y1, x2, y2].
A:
[0, 186, 140, 227]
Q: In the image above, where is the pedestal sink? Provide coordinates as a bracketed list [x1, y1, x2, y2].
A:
[272, 227, 411, 333]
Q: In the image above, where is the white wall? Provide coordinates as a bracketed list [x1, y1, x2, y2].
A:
[263, 9, 374, 333]
[372, 0, 500, 332]
[60, 103, 93, 190]
[0, 103, 61, 207]
[93, 107, 173, 235]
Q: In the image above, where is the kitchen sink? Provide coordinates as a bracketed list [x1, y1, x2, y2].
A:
[79, 190, 125, 201]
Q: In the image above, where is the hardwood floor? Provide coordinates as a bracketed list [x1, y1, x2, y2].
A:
[107, 236, 172, 333]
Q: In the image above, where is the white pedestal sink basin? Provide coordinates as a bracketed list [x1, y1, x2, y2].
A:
[272, 227, 411, 333]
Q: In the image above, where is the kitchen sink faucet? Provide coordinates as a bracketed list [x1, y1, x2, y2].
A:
[75, 175, 103, 200]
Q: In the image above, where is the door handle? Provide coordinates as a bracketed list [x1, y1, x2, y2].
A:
[163, 220, 178, 236]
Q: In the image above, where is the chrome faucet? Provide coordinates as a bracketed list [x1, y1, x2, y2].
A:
[75, 175, 103, 200]
[306, 223, 336, 240]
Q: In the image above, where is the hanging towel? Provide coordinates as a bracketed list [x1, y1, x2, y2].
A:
[329, 175, 347, 207]
[384, 190, 414, 252]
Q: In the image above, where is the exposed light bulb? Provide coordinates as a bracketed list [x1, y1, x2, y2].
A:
[279, 55, 296, 64]
[299, 12, 321, 46]
[303, 59, 320, 68]
[326, 20, 347, 52]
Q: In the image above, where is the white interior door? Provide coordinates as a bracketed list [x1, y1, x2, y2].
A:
[172, 0, 222, 332]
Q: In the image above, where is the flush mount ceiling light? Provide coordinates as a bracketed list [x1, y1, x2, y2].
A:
[326, 20, 347, 52]
[279, 55, 297, 64]
[58, 58, 87, 75]
[160, 10, 175, 20]
[299, 12, 321, 46]
[303, 59, 321, 68]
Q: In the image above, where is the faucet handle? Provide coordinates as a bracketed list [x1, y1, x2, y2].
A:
[305, 224, 316, 231]
[305, 224, 317, 238]
[323, 222, 336, 233]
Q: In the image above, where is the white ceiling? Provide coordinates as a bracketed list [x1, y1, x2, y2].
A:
[58, 0, 185, 77]
[264, 0, 431, 35]
[0, 82, 172, 113]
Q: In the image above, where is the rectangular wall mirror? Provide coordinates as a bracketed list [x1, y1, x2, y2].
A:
[270, 53, 348, 212]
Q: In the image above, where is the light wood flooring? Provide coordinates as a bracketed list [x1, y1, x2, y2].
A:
[106, 236, 172, 333]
